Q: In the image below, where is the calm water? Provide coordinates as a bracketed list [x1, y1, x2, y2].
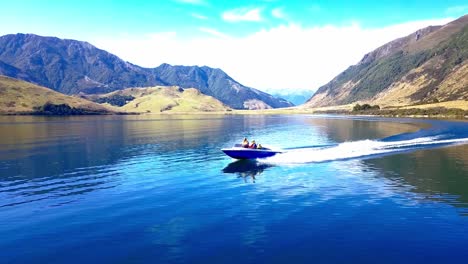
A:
[0, 115, 468, 263]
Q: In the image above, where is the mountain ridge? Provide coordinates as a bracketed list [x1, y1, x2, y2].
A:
[0, 33, 292, 109]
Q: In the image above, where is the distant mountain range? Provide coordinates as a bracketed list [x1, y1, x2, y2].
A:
[0, 34, 292, 109]
[265, 89, 315, 105]
[305, 15, 468, 108]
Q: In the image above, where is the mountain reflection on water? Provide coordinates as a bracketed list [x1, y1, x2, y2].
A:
[1, 115, 468, 263]
[0, 115, 466, 209]
[367, 144, 468, 214]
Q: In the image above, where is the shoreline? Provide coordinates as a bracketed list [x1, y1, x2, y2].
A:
[1, 110, 466, 120]
[1, 103, 467, 120]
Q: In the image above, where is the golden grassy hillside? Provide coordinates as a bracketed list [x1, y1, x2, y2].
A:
[305, 15, 468, 109]
[0, 75, 116, 114]
[396, 100, 468, 111]
[88, 86, 231, 113]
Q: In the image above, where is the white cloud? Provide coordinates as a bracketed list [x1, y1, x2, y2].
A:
[271, 8, 285, 19]
[222, 7, 262, 22]
[191, 13, 208, 20]
[144, 32, 178, 42]
[92, 17, 453, 92]
[198, 27, 231, 39]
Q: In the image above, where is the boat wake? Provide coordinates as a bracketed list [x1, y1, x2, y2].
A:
[261, 134, 468, 165]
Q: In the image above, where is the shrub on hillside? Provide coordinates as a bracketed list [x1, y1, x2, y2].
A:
[353, 104, 380, 111]
[33, 102, 108, 115]
[95, 95, 135, 106]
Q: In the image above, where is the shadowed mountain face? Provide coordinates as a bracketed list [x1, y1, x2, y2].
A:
[0, 34, 155, 95]
[0, 61, 34, 83]
[0, 34, 292, 109]
[305, 15, 468, 108]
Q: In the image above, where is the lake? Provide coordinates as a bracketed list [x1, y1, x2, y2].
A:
[0, 115, 467, 263]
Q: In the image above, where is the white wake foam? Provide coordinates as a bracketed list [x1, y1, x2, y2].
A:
[261, 136, 468, 164]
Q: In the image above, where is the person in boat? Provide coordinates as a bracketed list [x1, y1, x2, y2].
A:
[257, 144, 262, 149]
[249, 140, 257, 149]
[241, 138, 249, 148]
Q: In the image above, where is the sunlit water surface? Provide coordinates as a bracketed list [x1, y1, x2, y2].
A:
[0, 115, 467, 263]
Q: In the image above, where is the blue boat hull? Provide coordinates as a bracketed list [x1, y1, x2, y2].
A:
[221, 148, 281, 159]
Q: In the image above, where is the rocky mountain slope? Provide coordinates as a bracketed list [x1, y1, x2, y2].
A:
[305, 15, 468, 108]
[0, 34, 292, 109]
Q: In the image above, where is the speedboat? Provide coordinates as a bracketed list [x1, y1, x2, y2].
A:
[221, 144, 283, 160]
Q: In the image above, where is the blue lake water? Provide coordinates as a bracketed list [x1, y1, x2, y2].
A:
[0, 115, 468, 263]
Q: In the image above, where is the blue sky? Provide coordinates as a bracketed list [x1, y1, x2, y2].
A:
[1, 0, 467, 91]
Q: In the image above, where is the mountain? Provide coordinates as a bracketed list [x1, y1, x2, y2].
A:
[0, 34, 292, 109]
[305, 15, 468, 108]
[152, 64, 292, 109]
[80, 86, 231, 113]
[0, 75, 114, 114]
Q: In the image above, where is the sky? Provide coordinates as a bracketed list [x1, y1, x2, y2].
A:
[0, 0, 467, 92]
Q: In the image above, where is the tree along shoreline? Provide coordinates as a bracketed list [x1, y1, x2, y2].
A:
[315, 106, 468, 119]
[0, 102, 137, 116]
